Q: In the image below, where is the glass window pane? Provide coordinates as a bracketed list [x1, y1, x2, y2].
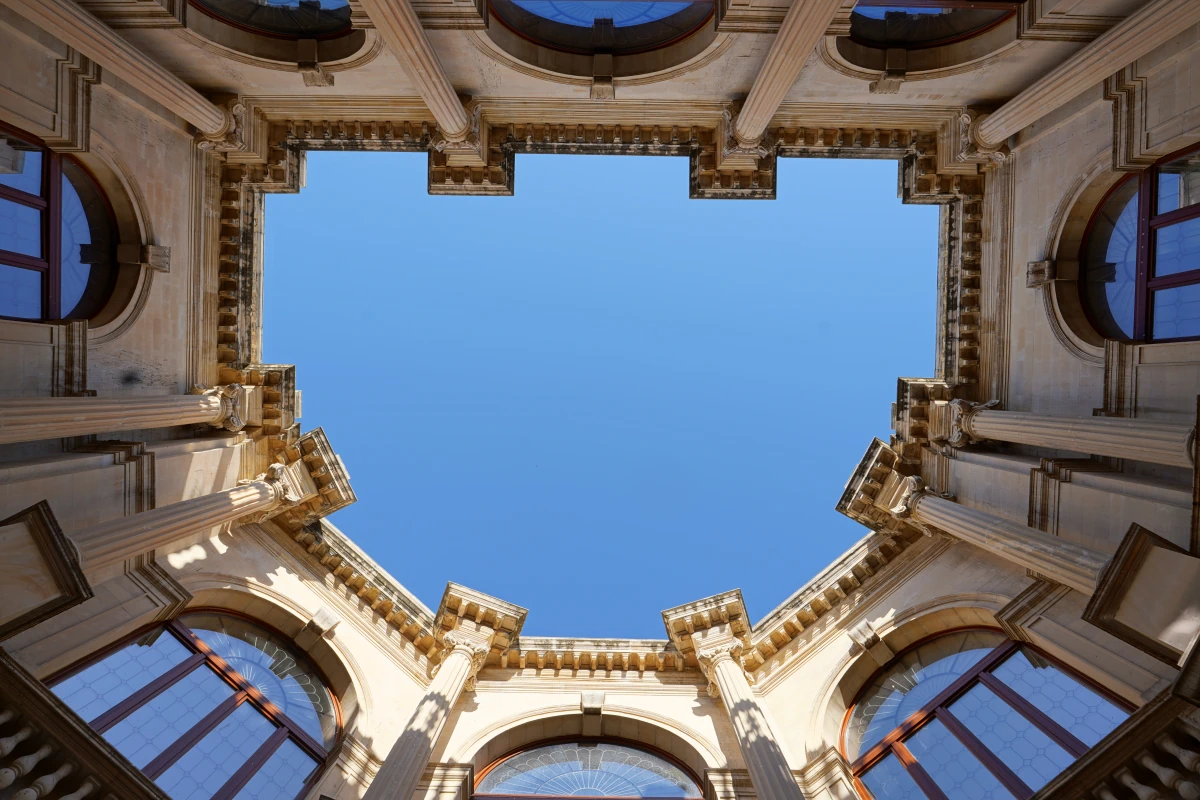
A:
[1158, 150, 1200, 215]
[155, 702, 275, 800]
[905, 718, 1016, 800]
[0, 197, 41, 258]
[849, 6, 1012, 48]
[1154, 216, 1200, 278]
[104, 665, 235, 769]
[0, 264, 41, 318]
[845, 629, 1005, 760]
[477, 742, 702, 797]
[991, 651, 1127, 747]
[183, 613, 337, 748]
[53, 630, 191, 723]
[859, 754, 926, 800]
[1152, 284, 1200, 340]
[231, 739, 318, 800]
[949, 684, 1074, 791]
[1082, 177, 1139, 340]
[60, 160, 115, 319]
[193, 0, 352, 37]
[0, 133, 42, 196]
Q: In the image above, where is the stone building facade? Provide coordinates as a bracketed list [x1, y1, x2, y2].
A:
[1, 0, 1199, 798]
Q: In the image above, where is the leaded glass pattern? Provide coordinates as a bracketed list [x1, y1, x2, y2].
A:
[949, 685, 1073, 791]
[51, 616, 336, 800]
[845, 634, 1131, 800]
[845, 630, 1004, 760]
[477, 743, 701, 797]
[904, 719, 1015, 800]
[991, 651, 1126, 747]
[54, 630, 191, 723]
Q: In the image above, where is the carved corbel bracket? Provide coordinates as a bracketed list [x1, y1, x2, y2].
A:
[848, 620, 894, 667]
[116, 243, 171, 273]
[957, 109, 1007, 166]
[1026, 260, 1057, 288]
[196, 96, 248, 153]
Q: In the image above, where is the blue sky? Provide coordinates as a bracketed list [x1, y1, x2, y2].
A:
[263, 152, 937, 639]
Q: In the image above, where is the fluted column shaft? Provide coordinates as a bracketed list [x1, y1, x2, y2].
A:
[910, 493, 1107, 595]
[0, 0, 228, 135]
[73, 481, 280, 576]
[362, 637, 486, 800]
[732, 0, 845, 146]
[975, 0, 1200, 150]
[703, 649, 804, 800]
[966, 410, 1194, 469]
[0, 395, 227, 445]
[355, 0, 471, 139]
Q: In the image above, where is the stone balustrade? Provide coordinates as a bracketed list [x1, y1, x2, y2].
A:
[0, 649, 170, 800]
[1033, 693, 1200, 800]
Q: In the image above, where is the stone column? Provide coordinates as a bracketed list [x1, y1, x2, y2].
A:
[695, 634, 805, 800]
[0, 386, 249, 445]
[971, 0, 1200, 151]
[894, 478, 1108, 595]
[362, 630, 490, 800]
[354, 0, 478, 156]
[720, 0, 845, 166]
[935, 400, 1195, 469]
[73, 473, 285, 577]
[0, 0, 236, 140]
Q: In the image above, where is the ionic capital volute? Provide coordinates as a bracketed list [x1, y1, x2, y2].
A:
[932, 399, 1000, 447]
[204, 384, 246, 432]
[957, 109, 1007, 166]
[197, 96, 248, 153]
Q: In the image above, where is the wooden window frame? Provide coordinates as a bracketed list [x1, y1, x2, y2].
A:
[49, 613, 341, 800]
[841, 629, 1133, 800]
[1080, 142, 1200, 343]
[0, 120, 116, 323]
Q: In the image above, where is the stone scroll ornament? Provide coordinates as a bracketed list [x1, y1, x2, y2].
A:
[196, 97, 248, 153]
[438, 630, 491, 691]
[957, 110, 1007, 166]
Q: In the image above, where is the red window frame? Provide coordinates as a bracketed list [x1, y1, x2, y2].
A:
[49, 613, 341, 800]
[1080, 142, 1200, 342]
[0, 120, 117, 323]
[842, 629, 1133, 800]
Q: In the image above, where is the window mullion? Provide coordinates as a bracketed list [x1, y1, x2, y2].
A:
[890, 741, 951, 800]
[209, 725, 290, 800]
[935, 706, 1033, 799]
[45, 152, 61, 319]
[90, 651, 207, 733]
[141, 691, 247, 780]
[1135, 169, 1153, 340]
[977, 672, 1089, 757]
[0, 184, 47, 208]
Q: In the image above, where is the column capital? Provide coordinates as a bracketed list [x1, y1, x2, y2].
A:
[433, 583, 528, 688]
[958, 109, 1008, 166]
[694, 633, 747, 698]
[836, 438, 928, 537]
[432, 98, 489, 168]
[662, 589, 751, 682]
[196, 96, 248, 153]
[930, 399, 1001, 447]
[715, 103, 770, 172]
[194, 384, 248, 432]
[242, 427, 356, 528]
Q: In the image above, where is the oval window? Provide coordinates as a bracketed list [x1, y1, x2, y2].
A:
[190, 0, 353, 39]
[849, 3, 1017, 50]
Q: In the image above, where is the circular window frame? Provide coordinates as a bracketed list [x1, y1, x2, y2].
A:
[183, 0, 371, 69]
[474, 737, 706, 797]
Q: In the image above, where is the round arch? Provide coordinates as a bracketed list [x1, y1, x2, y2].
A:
[451, 706, 727, 783]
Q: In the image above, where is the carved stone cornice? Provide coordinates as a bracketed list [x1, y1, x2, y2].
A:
[835, 438, 928, 537]
[661, 589, 750, 668]
[432, 583, 528, 677]
[241, 427, 357, 528]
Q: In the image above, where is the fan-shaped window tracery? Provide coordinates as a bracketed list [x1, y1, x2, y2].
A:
[477, 742, 702, 798]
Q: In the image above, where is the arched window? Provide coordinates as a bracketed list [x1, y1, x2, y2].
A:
[50, 612, 339, 800]
[0, 124, 117, 323]
[843, 630, 1130, 800]
[1081, 144, 1200, 342]
[189, 0, 353, 39]
[849, 2, 1022, 50]
[476, 741, 703, 798]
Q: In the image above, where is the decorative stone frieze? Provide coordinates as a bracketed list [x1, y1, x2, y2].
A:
[498, 638, 686, 674]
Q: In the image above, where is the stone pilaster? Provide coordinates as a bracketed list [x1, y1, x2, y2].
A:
[929, 400, 1195, 469]
[0, 385, 258, 445]
[0, 0, 234, 137]
[664, 594, 804, 800]
[839, 439, 1108, 595]
[972, 0, 1200, 151]
[363, 585, 527, 800]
